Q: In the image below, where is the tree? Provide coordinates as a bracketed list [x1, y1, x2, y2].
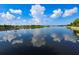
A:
[70, 18, 79, 26]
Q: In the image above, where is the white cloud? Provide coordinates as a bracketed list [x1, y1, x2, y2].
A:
[1, 12, 15, 20]
[0, 9, 24, 25]
[30, 4, 45, 18]
[50, 7, 78, 18]
[0, 5, 78, 25]
[9, 9, 22, 15]
[50, 9, 63, 18]
[31, 18, 40, 25]
[63, 7, 78, 17]
[30, 4, 46, 25]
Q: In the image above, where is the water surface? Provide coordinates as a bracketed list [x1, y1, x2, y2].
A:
[0, 27, 79, 55]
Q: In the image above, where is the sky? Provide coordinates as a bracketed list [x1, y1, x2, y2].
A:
[0, 4, 79, 25]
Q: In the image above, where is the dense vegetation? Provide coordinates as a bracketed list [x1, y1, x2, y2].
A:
[70, 18, 79, 26]
[67, 18, 79, 31]
[0, 25, 49, 31]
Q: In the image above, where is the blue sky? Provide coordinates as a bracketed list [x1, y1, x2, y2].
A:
[0, 4, 79, 25]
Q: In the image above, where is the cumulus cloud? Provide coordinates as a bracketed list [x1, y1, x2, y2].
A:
[32, 18, 40, 25]
[50, 7, 78, 18]
[30, 4, 46, 25]
[0, 5, 78, 25]
[9, 9, 22, 15]
[0, 9, 25, 25]
[63, 7, 78, 17]
[30, 4, 45, 18]
[50, 9, 63, 18]
[0, 12, 15, 20]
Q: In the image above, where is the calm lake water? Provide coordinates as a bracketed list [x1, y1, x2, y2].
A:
[0, 26, 79, 55]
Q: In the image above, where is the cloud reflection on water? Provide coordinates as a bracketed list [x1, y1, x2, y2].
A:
[0, 27, 79, 47]
[50, 32, 79, 43]
[51, 33, 61, 42]
[12, 39, 23, 45]
[0, 30, 23, 45]
[31, 29, 46, 47]
[3, 32, 16, 42]
[63, 34, 78, 43]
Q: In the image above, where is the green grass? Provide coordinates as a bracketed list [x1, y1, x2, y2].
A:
[67, 26, 79, 31]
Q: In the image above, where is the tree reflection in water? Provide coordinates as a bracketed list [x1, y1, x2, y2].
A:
[73, 30, 79, 36]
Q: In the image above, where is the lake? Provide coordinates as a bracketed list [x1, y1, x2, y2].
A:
[0, 26, 79, 55]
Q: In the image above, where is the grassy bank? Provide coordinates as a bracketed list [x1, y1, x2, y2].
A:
[67, 26, 79, 31]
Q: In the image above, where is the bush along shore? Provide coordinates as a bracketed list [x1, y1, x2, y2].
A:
[67, 18, 79, 31]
